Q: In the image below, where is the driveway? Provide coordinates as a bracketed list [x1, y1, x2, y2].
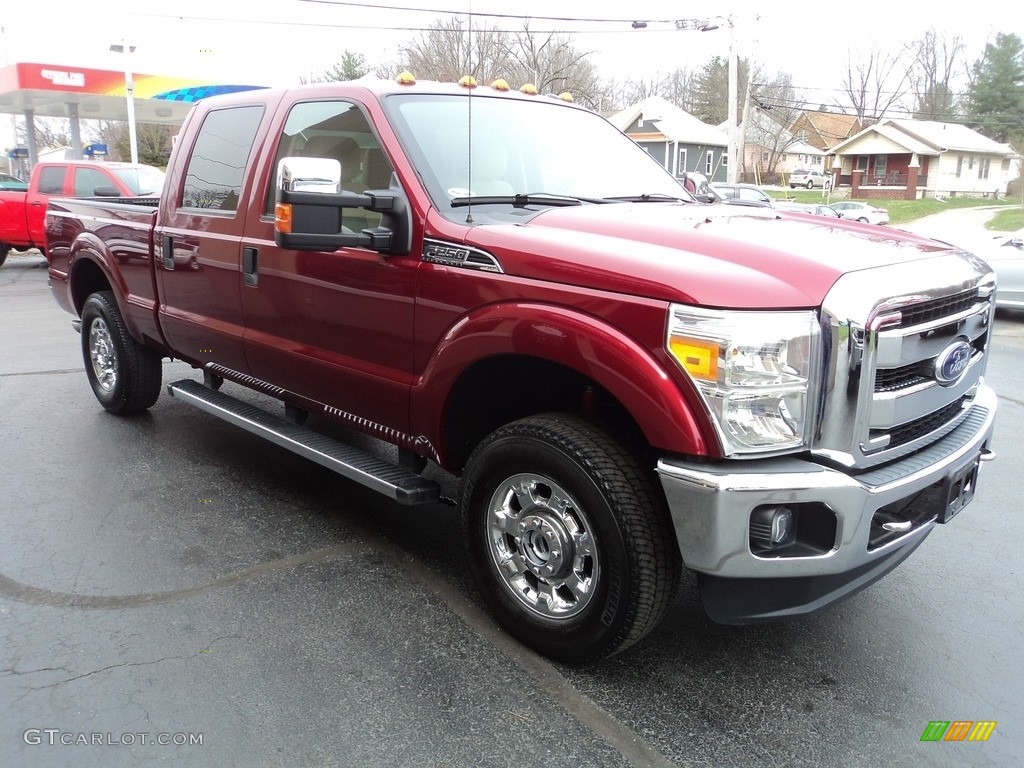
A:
[893, 206, 1009, 252]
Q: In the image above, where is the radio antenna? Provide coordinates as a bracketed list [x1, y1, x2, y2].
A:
[465, 1, 474, 224]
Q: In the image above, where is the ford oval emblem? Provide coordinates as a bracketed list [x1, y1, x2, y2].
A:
[934, 339, 972, 386]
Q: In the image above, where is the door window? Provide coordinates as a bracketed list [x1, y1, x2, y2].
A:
[180, 105, 264, 212]
[37, 166, 65, 194]
[74, 167, 111, 196]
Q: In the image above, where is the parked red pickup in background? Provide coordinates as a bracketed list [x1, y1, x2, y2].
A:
[0, 160, 164, 266]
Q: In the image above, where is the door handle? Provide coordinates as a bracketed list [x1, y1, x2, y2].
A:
[242, 246, 258, 286]
[161, 234, 174, 270]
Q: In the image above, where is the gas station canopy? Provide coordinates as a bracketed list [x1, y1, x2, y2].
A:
[0, 62, 265, 163]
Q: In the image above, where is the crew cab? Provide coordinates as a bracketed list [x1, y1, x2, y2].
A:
[45, 77, 998, 663]
[0, 160, 164, 266]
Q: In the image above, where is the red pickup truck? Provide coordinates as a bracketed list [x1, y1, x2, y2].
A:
[46, 77, 998, 662]
[0, 160, 164, 266]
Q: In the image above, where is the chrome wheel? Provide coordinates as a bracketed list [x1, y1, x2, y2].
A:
[486, 473, 599, 619]
[88, 317, 118, 392]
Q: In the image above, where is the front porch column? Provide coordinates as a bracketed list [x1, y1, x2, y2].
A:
[906, 152, 920, 201]
[851, 168, 864, 199]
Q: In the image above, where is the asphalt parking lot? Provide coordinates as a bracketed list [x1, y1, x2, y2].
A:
[2, 246, 1022, 767]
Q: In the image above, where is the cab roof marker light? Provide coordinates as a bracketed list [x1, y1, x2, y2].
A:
[458, 75, 478, 88]
[491, 79, 510, 92]
[520, 83, 538, 95]
[558, 91, 574, 102]
[396, 72, 416, 85]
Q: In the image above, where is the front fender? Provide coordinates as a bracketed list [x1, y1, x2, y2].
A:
[411, 302, 716, 462]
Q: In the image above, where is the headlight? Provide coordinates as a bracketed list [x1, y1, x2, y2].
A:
[666, 305, 821, 456]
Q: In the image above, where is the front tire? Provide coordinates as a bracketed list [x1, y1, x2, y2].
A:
[81, 291, 162, 414]
[0, 244, 9, 268]
[806, 180, 814, 189]
[460, 414, 680, 663]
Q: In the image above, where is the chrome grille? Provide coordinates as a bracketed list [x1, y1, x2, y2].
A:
[814, 253, 996, 469]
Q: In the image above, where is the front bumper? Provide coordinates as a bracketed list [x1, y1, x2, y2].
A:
[656, 385, 997, 623]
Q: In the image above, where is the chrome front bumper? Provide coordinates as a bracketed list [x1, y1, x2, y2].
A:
[656, 385, 997, 623]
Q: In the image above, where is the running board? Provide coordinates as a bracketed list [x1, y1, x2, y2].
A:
[167, 379, 439, 506]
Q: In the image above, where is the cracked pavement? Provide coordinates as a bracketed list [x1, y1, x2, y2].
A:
[1, 249, 1022, 767]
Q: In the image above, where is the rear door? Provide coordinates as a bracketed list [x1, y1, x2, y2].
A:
[155, 104, 266, 374]
[238, 97, 418, 432]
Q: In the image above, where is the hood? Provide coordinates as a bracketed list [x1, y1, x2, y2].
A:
[464, 203, 957, 309]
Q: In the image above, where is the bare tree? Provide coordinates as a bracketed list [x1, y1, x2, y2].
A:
[399, 17, 514, 83]
[89, 121, 173, 167]
[745, 72, 804, 177]
[907, 29, 964, 121]
[396, 18, 604, 109]
[838, 46, 911, 123]
[622, 68, 696, 112]
[17, 116, 71, 150]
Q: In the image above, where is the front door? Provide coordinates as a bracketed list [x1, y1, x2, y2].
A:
[239, 98, 418, 434]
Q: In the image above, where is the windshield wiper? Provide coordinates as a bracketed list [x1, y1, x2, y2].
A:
[450, 192, 607, 208]
[603, 193, 690, 203]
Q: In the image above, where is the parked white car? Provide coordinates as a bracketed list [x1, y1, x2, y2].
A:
[977, 230, 1024, 309]
[830, 200, 890, 225]
[789, 169, 828, 189]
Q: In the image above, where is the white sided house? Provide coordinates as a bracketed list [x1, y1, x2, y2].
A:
[828, 119, 1018, 200]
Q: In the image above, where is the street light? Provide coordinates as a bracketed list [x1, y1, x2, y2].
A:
[110, 40, 138, 164]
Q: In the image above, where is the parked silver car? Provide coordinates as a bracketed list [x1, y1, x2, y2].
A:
[789, 169, 828, 189]
[977, 231, 1024, 309]
[710, 182, 774, 207]
[774, 201, 840, 218]
[830, 200, 890, 225]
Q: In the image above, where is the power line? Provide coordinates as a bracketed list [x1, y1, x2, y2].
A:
[294, 0, 677, 24]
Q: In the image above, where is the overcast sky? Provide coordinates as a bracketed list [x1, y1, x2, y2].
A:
[2, 0, 1022, 150]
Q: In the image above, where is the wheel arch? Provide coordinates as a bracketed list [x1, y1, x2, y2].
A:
[412, 304, 714, 471]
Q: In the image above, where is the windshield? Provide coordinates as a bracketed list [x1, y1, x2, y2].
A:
[112, 165, 166, 195]
[383, 93, 693, 221]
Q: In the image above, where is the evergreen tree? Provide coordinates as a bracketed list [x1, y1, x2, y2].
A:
[966, 33, 1024, 143]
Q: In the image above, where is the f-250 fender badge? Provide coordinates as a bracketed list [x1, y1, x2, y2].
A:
[934, 339, 972, 386]
[423, 239, 503, 273]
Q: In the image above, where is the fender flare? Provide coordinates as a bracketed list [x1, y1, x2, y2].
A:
[412, 302, 715, 462]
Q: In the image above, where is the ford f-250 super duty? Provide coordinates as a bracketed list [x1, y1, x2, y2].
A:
[45, 75, 998, 663]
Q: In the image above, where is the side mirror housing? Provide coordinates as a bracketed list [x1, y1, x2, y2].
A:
[273, 157, 411, 255]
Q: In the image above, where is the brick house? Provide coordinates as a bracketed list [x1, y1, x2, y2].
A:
[827, 119, 1019, 200]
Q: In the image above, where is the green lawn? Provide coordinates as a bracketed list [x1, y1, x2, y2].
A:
[769, 189, 1021, 227]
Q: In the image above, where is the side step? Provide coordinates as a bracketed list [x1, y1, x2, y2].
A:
[167, 379, 440, 506]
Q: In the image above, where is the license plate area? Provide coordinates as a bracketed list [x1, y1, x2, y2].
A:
[938, 454, 981, 524]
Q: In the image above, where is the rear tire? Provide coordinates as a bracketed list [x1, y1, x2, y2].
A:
[460, 413, 680, 663]
[81, 291, 162, 414]
[0, 244, 9, 268]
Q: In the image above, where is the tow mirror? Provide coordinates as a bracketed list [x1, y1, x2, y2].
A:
[274, 157, 411, 255]
[93, 185, 120, 197]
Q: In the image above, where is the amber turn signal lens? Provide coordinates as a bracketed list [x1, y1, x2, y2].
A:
[275, 202, 292, 234]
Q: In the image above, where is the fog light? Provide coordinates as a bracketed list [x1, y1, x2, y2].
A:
[750, 505, 796, 551]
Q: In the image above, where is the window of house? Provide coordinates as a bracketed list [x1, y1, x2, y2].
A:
[811, 155, 822, 165]
[677, 147, 687, 174]
[980, 158, 991, 179]
[1002, 158, 1011, 171]
[761, 151, 769, 162]
[181, 104, 264, 212]
[956, 155, 963, 178]
[856, 156, 868, 171]
[874, 155, 887, 176]
[706, 150, 714, 175]
[967, 156, 974, 170]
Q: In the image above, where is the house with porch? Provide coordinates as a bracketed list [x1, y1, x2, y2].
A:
[828, 119, 1019, 200]
[608, 96, 728, 182]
